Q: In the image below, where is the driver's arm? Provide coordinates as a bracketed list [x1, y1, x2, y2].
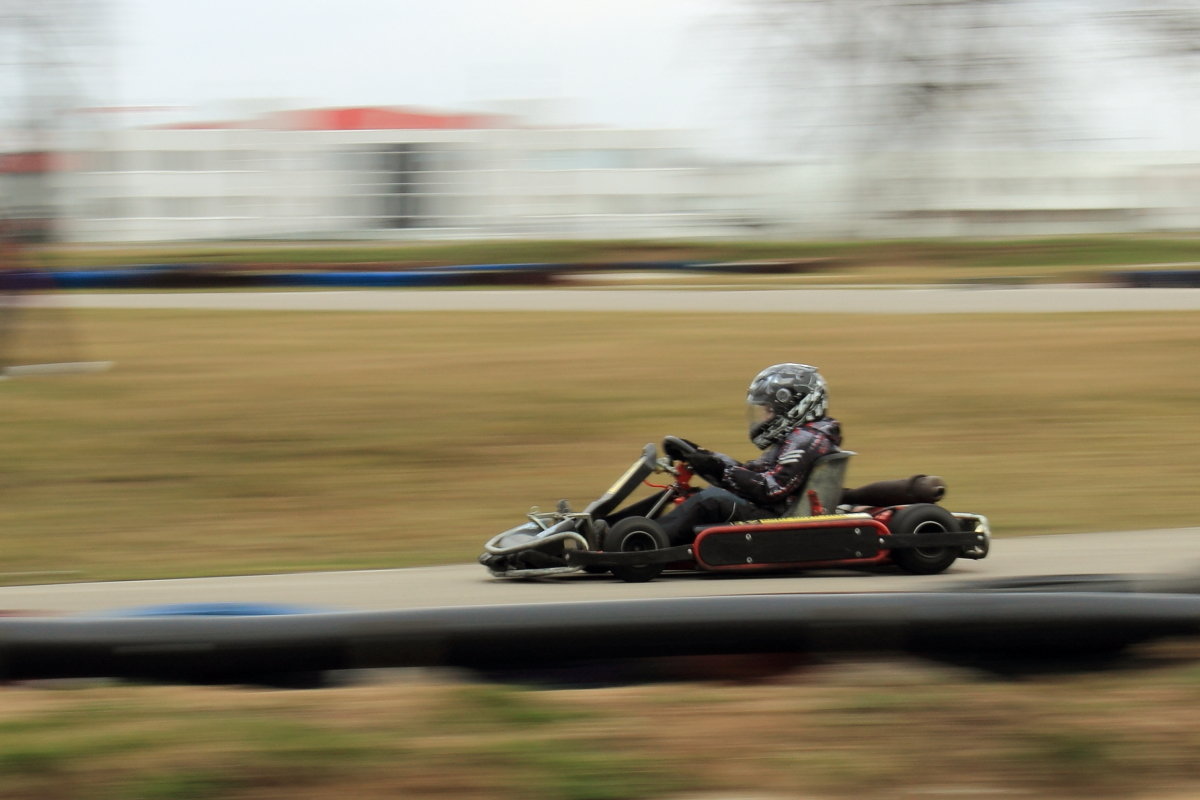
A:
[724, 429, 833, 506]
[686, 450, 740, 485]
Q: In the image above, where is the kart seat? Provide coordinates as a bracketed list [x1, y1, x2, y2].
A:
[785, 450, 855, 517]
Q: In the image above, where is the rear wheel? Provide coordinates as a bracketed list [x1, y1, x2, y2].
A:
[603, 516, 669, 583]
[887, 504, 960, 575]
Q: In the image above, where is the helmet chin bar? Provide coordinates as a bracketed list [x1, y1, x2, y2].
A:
[749, 421, 774, 449]
[750, 399, 817, 449]
[750, 412, 791, 449]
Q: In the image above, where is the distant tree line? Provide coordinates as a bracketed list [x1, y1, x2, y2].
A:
[728, 0, 1200, 153]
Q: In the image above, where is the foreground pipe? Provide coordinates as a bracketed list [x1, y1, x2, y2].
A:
[3, 592, 1200, 684]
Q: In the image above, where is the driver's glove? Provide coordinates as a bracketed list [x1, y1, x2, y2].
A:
[684, 450, 722, 475]
[663, 437, 701, 461]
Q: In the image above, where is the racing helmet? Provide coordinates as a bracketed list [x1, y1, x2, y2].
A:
[745, 363, 828, 449]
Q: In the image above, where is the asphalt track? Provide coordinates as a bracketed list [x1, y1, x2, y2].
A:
[31, 285, 1200, 313]
[3, 528, 1200, 614]
[6, 285, 1197, 613]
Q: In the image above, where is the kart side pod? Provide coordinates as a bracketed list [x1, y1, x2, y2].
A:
[693, 515, 891, 570]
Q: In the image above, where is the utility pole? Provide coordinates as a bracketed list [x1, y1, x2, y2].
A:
[1, 0, 114, 237]
[0, 0, 114, 377]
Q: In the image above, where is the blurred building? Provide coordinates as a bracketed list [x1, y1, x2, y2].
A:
[54, 106, 778, 243]
[9, 104, 1200, 242]
[847, 150, 1200, 238]
[0, 151, 57, 242]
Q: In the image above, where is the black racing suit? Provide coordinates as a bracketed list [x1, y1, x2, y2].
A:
[657, 417, 843, 546]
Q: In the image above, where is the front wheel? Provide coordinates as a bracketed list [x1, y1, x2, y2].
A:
[603, 516, 670, 583]
[887, 504, 960, 575]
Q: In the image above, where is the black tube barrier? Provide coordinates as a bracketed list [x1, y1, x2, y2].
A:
[952, 574, 1200, 594]
[1116, 270, 1200, 288]
[4, 592, 1200, 684]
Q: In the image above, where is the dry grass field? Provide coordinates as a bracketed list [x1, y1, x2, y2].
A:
[2, 306, 1197, 583]
[6, 647, 1200, 800]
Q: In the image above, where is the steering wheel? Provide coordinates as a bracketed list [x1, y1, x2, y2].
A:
[662, 436, 699, 461]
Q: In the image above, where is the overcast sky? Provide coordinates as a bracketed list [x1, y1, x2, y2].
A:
[2, 0, 1192, 154]
[113, 0, 733, 131]
[106, 0, 1199, 152]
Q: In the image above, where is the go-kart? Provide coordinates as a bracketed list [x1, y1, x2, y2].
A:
[479, 437, 990, 582]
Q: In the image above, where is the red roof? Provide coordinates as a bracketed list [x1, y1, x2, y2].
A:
[268, 107, 498, 131]
[0, 152, 55, 173]
[148, 106, 502, 132]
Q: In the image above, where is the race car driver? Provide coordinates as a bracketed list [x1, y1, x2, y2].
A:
[656, 362, 842, 546]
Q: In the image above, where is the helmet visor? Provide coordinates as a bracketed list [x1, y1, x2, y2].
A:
[746, 401, 774, 433]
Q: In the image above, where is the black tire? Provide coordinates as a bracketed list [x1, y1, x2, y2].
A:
[602, 516, 670, 583]
[887, 503, 960, 575]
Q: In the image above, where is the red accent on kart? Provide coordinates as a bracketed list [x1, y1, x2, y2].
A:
[646, 461, 694, 505]
[673, 463, 695, 504]
[806, 489, 823, 515]
[692, 517, 893, 572]
[648, 462, 696, 489]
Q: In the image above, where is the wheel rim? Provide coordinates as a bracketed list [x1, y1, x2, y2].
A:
[620, 530, 659, 553]
[912, 520, 948, 557]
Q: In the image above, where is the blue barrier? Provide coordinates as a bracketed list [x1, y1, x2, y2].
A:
[87, 602, 326, 618]
[264, 271, 472, 287]
[50, 269, 169, 289]
[43, 261, 714, 289]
